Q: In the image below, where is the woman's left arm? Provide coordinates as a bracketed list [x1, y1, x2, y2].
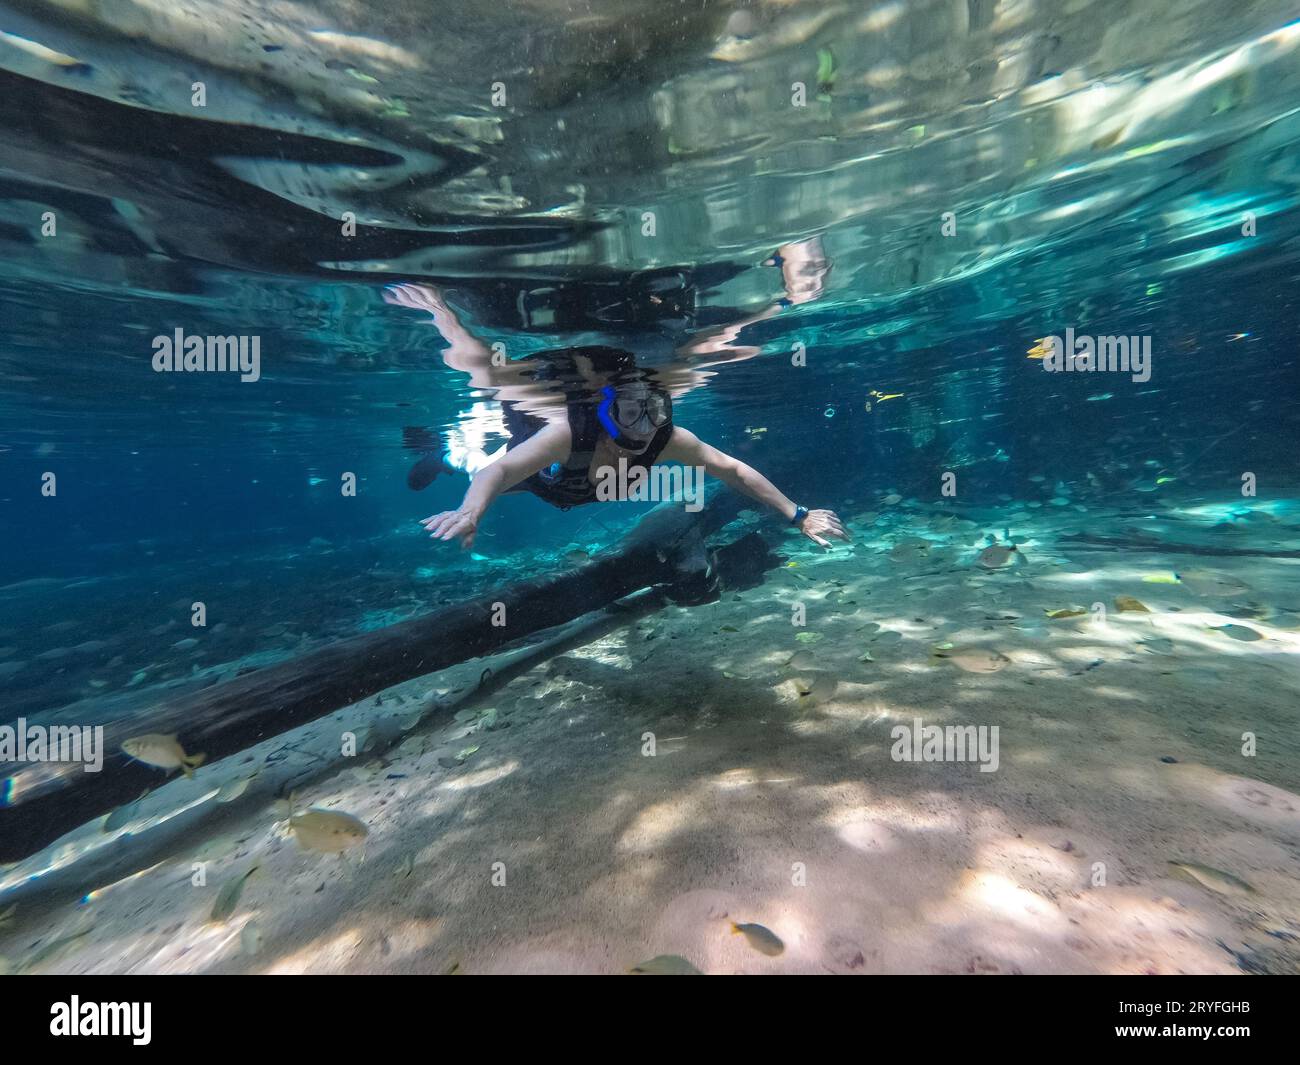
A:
[658, 427, 849, 547]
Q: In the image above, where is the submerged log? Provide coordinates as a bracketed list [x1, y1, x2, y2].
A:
[0, 495, 759, 862]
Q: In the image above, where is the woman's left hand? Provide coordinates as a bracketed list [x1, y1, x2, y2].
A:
[799, 508, 849, 548]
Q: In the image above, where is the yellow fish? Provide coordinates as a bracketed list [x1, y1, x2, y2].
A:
[1026, 338, 1051, 360]
[731, 921, 784, 956]
[1142, 572, 1181, 584]
[868, 390, 904, 401]
[121, 734, 206, 778]
[289, 808, 369, 854]
[1044, 607, 1087, 619]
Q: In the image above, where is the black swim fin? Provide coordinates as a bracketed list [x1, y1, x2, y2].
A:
[407, 452, 454, 491]
[402, 426, 455, 490]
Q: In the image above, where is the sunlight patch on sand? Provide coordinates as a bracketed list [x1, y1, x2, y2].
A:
[617, 796, 696, 853]
[267, 927, 369, 974]
[947, 869, 1064, 929]
[439, 759, 519, 791]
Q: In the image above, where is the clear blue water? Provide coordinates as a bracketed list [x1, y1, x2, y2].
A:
[1, 2, 1299, 973]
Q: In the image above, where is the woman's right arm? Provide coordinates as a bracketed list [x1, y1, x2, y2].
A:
[421, 422, 571, 549]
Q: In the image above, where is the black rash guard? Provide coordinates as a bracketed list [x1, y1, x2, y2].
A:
[501, 398, 673, 510]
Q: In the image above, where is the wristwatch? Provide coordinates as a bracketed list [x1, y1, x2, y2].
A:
[790, 505, 809, 526]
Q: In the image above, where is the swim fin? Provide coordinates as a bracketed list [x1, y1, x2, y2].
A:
[407, 452, 454, 491]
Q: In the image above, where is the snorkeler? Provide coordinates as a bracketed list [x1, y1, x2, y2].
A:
[383, 238, 847, 552]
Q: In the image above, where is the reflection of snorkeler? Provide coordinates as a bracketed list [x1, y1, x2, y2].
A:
[382, 238, 847, 551]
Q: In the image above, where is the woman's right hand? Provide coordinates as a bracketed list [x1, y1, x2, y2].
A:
[384, 282, 452, 318]
[421, 507, 479, 549]
[773, 236, 831, 305]
[799, 508, 849, 548]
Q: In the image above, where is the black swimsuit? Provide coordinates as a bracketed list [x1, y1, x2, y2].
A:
[502, 398, 673, 510]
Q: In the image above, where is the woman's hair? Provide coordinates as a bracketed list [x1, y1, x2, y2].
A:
[527, 345, 649, 392]
[539, 345, 635, 374]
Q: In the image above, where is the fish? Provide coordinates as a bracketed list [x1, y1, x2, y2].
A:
[744, 426, 767, 436]
[1044, 607, 1087, 619]
[794, 632, 822, 644]
[731, 922, 784, 956]
[629, 954, 703, 975]
[210, 865, 260, 924]
[1180, 570, 1249, 597]
[934, 649, 1010, 674]
[216, 774, 258, 803]
[288, 808, 369, 854]
[1026, 338, 1051, 359]
[1168, 861, 1254, 897]
[563, 549, 591, 564]
[121, 734, 206, 778]
[1142, 572, 1181, 584]
[793, 673, 838, 702]
[1213, 623, 1263, 642]
[23, 925, 94, 972]
[102, 789, 149, 832]
[1114, 595, 1151, 613]
[240, 922, 263, 957]
[976, 544, 1017, 569]
[882, 493, 903, 505]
